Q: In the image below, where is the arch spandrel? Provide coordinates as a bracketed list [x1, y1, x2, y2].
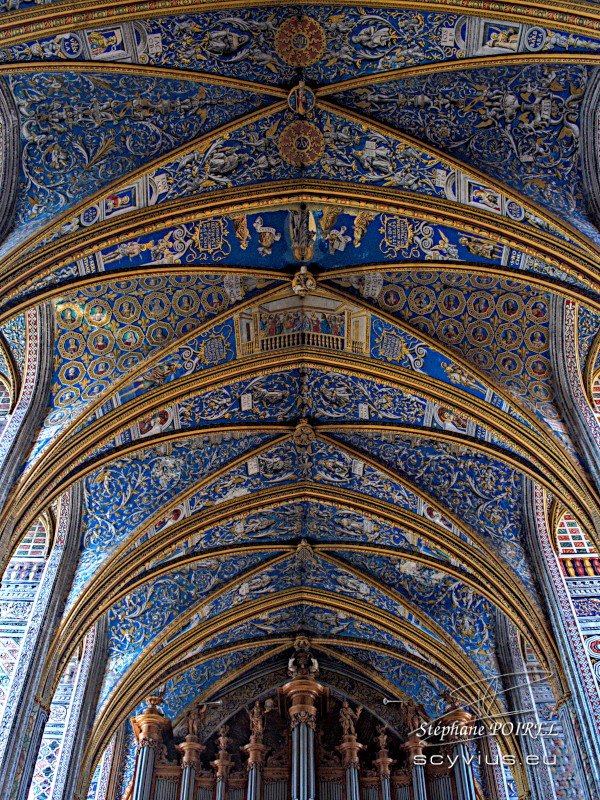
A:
[326, 549, 497, 660]
[19, 281, 577, 470]
[99, 551, 287, 706]
[34, 280, 546, 442]
[67, 429, 285, 596]
[14, 279, 598, 566]
[79, 591, 527, 795]
[324, 430, 531, 583]
[92, 590, 496, 737]
[1, 85, 594, 270]
[324, 272, 565, 430]
[8, 426, 540, 604]
[7, 197, 600, 320]
[48, 484, 556, 691]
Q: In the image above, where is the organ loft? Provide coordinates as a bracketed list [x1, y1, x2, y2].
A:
[127, 640, 478, 800]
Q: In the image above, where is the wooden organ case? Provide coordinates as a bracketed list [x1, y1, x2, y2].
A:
[126, 644, 480, 800]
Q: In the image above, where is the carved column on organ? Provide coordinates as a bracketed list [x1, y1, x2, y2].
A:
[442, 705, 477, 800]
[401, 701, 429, 800]
[131, 695, 170, 800]
[212, 725, 233, 800]
[403, 735, 428, 800]
[337, 701, 364, 800]
[280, 637, 326, 800]
[373, 725, 395, 800]
[242, 699, 273, 800]
[177, 702, 206, 800]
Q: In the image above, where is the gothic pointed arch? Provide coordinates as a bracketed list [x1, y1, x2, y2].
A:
[1, 4, 600, 800]
[0, 77, 20, 244]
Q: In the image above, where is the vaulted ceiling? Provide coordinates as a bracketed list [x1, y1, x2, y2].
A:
[2, 2, 600, 795]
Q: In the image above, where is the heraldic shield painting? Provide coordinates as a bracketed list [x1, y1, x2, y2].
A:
[5, 2, 600, 800]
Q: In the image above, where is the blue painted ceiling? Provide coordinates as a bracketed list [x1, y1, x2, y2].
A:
[1, 1, 599, 759]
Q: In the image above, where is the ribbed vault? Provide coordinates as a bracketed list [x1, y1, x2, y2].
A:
[1, 4, 600, 800]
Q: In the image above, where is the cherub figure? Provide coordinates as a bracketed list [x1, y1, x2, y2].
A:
[292, 265, 317, 296]
[217, 725, 230, 754]
[288, 637, 319, 679]
[404, 700, 424, 734]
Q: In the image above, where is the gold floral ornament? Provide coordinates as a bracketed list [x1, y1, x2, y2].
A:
[279, 121, 324, 167]
[293, 419, 316, 446]
[292, 266, 317, 296]
[275, 16, 326, 66]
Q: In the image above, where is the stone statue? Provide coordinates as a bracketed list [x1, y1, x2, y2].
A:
[248, 700, 264, 737]
[290, 208, 316, 262]
[404, 700, 424, 734]
[144, 694, 165, 715]
[340, 700, 362, 737]
[186, 701, 207, 738]
[441, 689, 460, 710]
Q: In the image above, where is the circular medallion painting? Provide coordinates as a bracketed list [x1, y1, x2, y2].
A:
[279, 121, 324, 166]
[275, 16, 326, 66]
[287, 83, 316, 115]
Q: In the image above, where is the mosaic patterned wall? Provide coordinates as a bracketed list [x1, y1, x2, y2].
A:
[555, 512, 600, 697]
[0, 520, 47, 718]
[28, 653, 80, 800]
